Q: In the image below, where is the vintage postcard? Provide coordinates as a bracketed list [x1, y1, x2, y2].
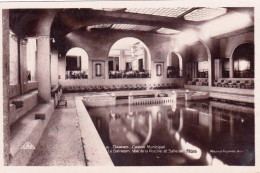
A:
[0, 0, 259, 173]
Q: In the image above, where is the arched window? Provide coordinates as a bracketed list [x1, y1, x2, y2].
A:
[233, 43, 254, 78]
[108, 37, 151, 78]
[65, 47, 89, 79]
[166, 52, 183, 78]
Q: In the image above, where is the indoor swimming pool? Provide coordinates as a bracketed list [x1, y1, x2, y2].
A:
[86, 100, 254, 166]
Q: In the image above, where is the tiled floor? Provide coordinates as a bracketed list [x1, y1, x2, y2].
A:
[27, 96, 86, 166]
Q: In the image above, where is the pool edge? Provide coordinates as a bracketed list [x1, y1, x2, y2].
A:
[75, 96, 114, 166]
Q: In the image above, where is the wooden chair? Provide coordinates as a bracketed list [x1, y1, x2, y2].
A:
[110, 85, 116, 91]
[245, 80, 254, 89]
[103, 85, 110, 91]
[80, 85, 86, 92]
[222, 79, 230, 87]
[128, 84, 134, 90]
[115, 85, 121, 91]
[202, 79, 208, 86]
[142, 84, 147, 90]
[136, 84, 142, 90]
[236, 80, 245, 88]
[74, 85, 80, 92]
[121, 84, 128, 90]
[88, 85, 94, 92]
[96, 85, 103, 91]
[67, 85, 74, 93]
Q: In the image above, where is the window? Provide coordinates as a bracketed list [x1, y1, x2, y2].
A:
[197, 61, 208, 78]
[156, 64, 162, 76]
[233, 43, 254, 78]
[96, 63, 101, 77]
[66, 56, 81, 71]
[65, 47, 89, 79]
[166, 52, 182, 78]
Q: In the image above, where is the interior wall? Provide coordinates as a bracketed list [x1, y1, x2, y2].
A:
[57, 29, 184, 85]
[190, 43, 208, 62]
[63, 29, 177, 63]
[220, 31, 254, 59]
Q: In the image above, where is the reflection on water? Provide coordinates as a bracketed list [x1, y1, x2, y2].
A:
[87, 100, 254, 166]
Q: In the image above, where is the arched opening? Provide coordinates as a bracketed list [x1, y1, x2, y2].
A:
[232, 43, 254, 78]
[65, 47, 89, 79]
[187, 42, 210, 86]
[108, 37, 151, 78]
[166, 52, 183, 78]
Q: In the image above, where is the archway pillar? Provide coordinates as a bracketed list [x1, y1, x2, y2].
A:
[105, 59, 109, 79]
[36, 36, 51, 103]
[200, 38, 220, 87]
[229, 56, 234, 78]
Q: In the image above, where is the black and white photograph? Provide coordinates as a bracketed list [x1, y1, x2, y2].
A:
[0, 1, 259, 171]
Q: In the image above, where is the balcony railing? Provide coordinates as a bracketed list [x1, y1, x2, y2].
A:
[167, 70, 182, 78]
[109, 70, 151, 79]
[65, 71, 88, 79]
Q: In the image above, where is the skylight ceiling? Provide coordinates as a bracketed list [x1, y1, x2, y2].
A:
[111, 24, 157, 31]
[157, 28, 180, 34]
[86, 24, 182, 35]
[91, 8, 125, 12]
[87, 24, 112, 29]
[125, 8, 192, 18]
[184, 8, 227, 21]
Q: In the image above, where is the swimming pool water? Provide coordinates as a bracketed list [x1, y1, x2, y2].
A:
[87, 100, 254, 166]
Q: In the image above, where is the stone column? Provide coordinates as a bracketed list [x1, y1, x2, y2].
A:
[105, 59, 109, 79]
[193, 62, 197, 78]
[230, 57, 234, 78]
[214, 59, 220, 80]
[19, 38, 28, 93]
[219, 59, 223, 78]
[51, 53, 59, 86]
[204, 38, 219, 87]
[208, 56, 214, 87]
[88, 59, 92, 79]
[36, 36, 51, 103]
[2, 9, 10, 166]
